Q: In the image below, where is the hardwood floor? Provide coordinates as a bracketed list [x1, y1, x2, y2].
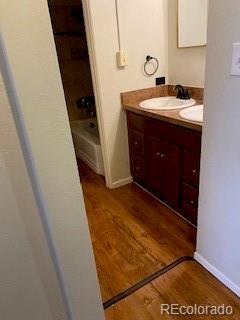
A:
[78, 161, 196, 302]
[78, 161, 239, 319]
[105, 260, 240, 319]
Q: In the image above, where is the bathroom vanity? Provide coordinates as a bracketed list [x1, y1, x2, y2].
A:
[122, 85, 203, 226]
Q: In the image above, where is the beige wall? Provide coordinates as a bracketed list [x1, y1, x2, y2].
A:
[196, 0, 240, 296]
[86, 0, 206, 186]
[85, 0, 168, 187]
[168, 0, 206, 87]
[0, 0, 104, 319]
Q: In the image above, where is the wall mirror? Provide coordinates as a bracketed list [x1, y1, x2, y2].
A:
[178, 0, 208, 48]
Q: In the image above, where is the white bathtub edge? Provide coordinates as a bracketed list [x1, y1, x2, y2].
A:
[76, 149, 104, 176]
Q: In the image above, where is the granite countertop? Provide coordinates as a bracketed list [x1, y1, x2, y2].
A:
[121, 85, 203, 132]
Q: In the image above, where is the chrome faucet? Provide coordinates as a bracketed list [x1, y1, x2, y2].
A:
[173, 85, 190, 100]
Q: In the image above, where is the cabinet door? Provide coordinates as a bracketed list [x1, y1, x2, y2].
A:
[146, 136, 167, 196]
[128, 129, 145, 159]
[183, 151, 200, 187]
[162, 143, 181, 209]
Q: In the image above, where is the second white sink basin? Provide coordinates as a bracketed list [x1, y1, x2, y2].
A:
[179, 105, 203, 123]
[139, 96, 196, 111]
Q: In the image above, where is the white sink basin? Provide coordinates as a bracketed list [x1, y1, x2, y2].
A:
[139, 96, 196, 111]
[179, 105, 203, 123]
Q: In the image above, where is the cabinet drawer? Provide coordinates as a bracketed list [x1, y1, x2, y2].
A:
[129, 129, 145, 158]
[146, 118, 201, 153]
[182, 184, 199, 225]
[131, 155, 146, 182]
[127, 112, 145, 132]
[183, 151, 200, 187]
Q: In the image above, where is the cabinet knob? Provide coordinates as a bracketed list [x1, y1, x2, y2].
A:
[192, 169, 197, 174]
[134, 141, 138, 146]
[160, 153, 165, 158]
[190, 200, 195, 206]
[135, 166, 140, 171]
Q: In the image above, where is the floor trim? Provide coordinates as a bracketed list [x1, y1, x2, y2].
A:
[109, 176, 133, 189]
[194, 252, 240, 297]
[103, 256, 194, 309]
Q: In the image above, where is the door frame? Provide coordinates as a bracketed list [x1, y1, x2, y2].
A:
[82, 0, 112, 187]
[0, 0, 106, 318]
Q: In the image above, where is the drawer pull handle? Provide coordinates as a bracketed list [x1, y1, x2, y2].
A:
[192, 169, 197, 174]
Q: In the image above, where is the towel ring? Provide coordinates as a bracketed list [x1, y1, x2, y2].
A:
[144, 55, 159, 76]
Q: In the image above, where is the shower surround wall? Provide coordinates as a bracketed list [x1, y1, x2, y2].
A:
[49, 1, 94, 121]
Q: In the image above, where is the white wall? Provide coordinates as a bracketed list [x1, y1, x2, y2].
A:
[0, 70, 67, 320]
[85, 0, 168, 187]
[168, 0, 206, 87]
[0, 1, 104, 319]
[196, 0, 240, 296]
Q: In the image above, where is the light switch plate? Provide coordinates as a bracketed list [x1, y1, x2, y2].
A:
[231, 43, 240, 76]
[116, 50, 128, 68]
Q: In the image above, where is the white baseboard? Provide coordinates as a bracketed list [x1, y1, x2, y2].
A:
[108, 176, 133, 189]
[194, 252, 240, 297]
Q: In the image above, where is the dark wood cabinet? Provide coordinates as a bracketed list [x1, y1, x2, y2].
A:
[146, 136, 181, 208]
[127, 111, 201, 226]
[182, 184, 199, 225]
[183, 151, 200, 188]
[131, 154, 146, 183]
[146, 136, 166, 196]
[129, 129, 145, 159]
[162, 142, 181, 208]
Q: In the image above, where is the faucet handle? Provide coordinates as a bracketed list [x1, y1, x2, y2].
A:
[185, 88, 190, 99]
[172, 84, 184, 99]
[172, 84, 183, 92]
[172, 85, 190, 100]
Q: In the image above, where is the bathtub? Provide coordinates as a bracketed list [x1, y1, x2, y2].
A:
[70, 118, 104, 175]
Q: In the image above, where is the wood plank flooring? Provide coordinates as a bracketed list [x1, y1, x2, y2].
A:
[78, 161, 239, 319]
[78, 161, 196, 302]
[105, 260, 240, 319]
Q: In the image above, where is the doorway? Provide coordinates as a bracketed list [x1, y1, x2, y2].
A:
[48, 0, 105, 177]
[46, 1, 240, 319]
[47, 0, 196, 304]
